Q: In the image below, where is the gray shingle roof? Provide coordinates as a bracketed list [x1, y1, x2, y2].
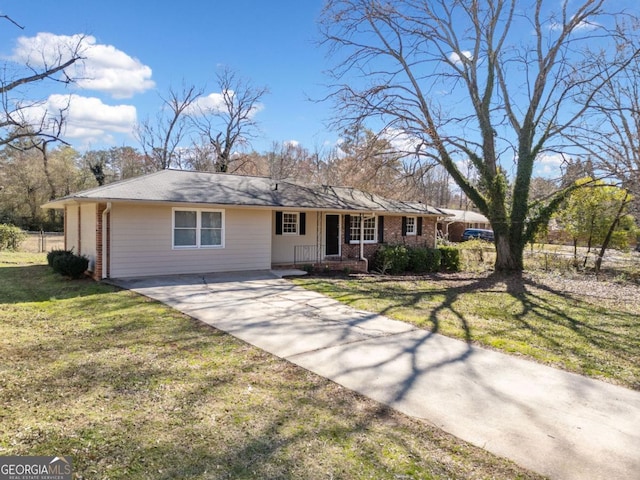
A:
[439, 208, 488, 223]
[44, 169, 446, 216]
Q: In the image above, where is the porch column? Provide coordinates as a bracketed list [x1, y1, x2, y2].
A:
[359, 213, 364, 261]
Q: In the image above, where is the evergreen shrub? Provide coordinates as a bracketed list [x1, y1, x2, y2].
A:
[52, 252, 89, 279]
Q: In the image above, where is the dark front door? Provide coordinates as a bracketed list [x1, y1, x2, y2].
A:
[325, 214, 340, 256]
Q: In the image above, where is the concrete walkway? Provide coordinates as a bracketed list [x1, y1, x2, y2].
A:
[113, 271, 640, 480]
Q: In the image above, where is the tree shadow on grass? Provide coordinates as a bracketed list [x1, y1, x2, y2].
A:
[2, 309, 541, 480]
[317, 271, 640, 390]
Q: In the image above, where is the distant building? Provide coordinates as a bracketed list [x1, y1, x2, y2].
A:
[437, 208, 491, 242]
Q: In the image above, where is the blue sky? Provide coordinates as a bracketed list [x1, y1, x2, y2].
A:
[0, 0, 333, 152]
[2, 1, 636, 181]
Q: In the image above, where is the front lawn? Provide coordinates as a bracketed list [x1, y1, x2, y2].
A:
[0, 253, 541, 479]
[293, 272, 640, 390]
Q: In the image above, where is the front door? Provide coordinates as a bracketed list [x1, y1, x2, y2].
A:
[325, 214, 340, 256]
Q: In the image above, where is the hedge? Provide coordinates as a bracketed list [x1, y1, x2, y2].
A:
[373, 244, 409, 274]
[408, 247, 441, 273]
[374, 245, 452, 274]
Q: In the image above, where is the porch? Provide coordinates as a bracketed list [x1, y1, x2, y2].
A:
[275, 244, 368, 272]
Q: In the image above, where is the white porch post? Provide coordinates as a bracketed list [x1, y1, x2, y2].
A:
[359, 213, 364, 260]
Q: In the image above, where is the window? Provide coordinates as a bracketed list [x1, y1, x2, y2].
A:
[282, 212, 298, 234]
[350, 215, 377, 243]
[405, 216, 416, 235]
[173, 209, 224, 248]
[275, 211, 306, 235]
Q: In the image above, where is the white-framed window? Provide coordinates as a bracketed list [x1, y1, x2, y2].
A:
[405, 216, 416, 235]
[350, 215, 377, 243]
[282, 212, 299, 235]
[173, 208, 224, 248]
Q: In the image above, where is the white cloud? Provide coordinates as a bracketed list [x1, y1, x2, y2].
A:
[535, 152, 566, 176]
[537, 152, 565, 166]
[10, 32, 155, 98]
[23, 94, 136, 143]
[284, 140, 299, 148]
[189, 90, 264, 117]
[448, 50, 472, 66]
[9, 32, 81, 67]
[549, 15, 600, 32]
[381, 128, 425, 155]
[191, 92, 227, 114]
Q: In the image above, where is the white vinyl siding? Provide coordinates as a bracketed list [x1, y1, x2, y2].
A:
[272, 211, 318, 264]
[79, 203, 97, 269]
[65, 206, 79, 253]
[64, 204, 97, 269]
[110, 205, 271, 278]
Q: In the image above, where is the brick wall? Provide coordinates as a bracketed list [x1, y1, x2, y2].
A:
[94, 204, 106, 280]
[340, 215, 437, 264]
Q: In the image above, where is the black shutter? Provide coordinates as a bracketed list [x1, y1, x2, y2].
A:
[418, 217, 423, 236]
[275, 211, 283, 235]
[401, 216, 407, 236]
[344, 215, 351, 243]
[378, 216, 384, 243]
[299, 212, 306, 235]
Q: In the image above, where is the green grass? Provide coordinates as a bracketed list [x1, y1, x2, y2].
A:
[293, 273, 640, 390]
[0, 253, 542, 479]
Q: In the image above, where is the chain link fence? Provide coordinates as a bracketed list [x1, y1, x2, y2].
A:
[22, 231, 65, 253]
[458, 243, 640, 279]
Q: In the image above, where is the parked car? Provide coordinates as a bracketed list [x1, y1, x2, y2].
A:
[461, 228, 494, 242]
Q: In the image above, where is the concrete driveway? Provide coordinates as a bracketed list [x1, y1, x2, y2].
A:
[113, 270, 640, 480]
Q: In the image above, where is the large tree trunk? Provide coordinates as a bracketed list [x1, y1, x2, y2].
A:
[494, 233, 523, 273]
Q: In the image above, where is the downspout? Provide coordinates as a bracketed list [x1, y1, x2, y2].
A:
[102, 202, 112, 279]
[359, 213, 369, 272]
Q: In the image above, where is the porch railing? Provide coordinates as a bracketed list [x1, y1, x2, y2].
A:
[294, 244, 325, 265]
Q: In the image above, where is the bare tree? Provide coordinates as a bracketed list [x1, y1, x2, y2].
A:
[408, 163, 454, 207]
[1, 20, 84, 147]
[136, 84, 201, 170]
[193, 67, 268, 173]
[573, 40, 640, 217]
[265, 141, 304, 180]
[1, 14, 24, 30]
[320, 0, 640, 272]
[331, 127, 406, 197]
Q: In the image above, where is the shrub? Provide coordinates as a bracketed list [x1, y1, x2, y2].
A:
[52, 252, 89, 279]
[373, 244, 409, 274]
[408, 247, 441, 273]
[0, 224, 27, 251]
[408, 247, 428, 273]
[47, 248, 74, 267]
[424, 248, 442, 272]
[439, 245, 461, 272]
